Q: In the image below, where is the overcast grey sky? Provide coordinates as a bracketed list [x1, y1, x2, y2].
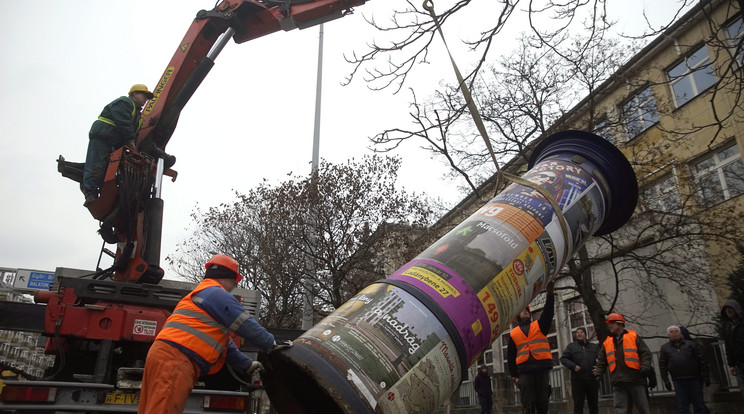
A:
[0, 0, 687, 277]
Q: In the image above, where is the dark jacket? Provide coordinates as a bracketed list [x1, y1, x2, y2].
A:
[659, 339, 709, 382]
[473, 371, 492, 397]
[722, 299, 744, 366]
[595, 329, 652, 386]
[507, 294, 555, 377]
[89, 96, 141, 147]
[560, 339, 600, 381]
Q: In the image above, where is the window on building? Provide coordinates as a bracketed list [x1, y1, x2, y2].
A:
[726, 17, 744, 65]
[668, 44, 717, 107]
[501, 331, 510, 373]
[622, 86, 659, 139]
[692, 142, 744, 207]
[641, 174, 681, 213]
[476, 348, 494, 367]
[567, 299, 597, 342]
[593, 118, 613, 143]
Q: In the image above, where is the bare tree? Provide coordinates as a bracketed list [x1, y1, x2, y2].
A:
[367, 1, 744, 341]
[370, 31, 634, 191]
[345, 0, 691, 92]
[167, 155, 440, 328]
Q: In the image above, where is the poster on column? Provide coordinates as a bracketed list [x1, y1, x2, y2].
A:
[297, 283, 459, 412]
[493, 160, 606, 268]
[477, 241, 547, 344]
[388, 258, 490, 365]
[374, 336, 461, 414]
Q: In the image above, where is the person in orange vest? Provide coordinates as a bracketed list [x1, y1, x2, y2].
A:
[507, 280, 555, 414]
[138, 254, 288, 414]
[592, 312, 652, 414]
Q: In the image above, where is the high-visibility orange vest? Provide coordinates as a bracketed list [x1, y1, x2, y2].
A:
[602, 330, 641, 372]
[510, 321, 552, 364]
[156, 279, 230, 375]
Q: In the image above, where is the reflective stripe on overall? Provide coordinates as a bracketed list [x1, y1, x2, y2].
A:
[97, 97, 144, 133]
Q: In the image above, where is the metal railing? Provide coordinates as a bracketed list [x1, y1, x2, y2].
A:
[452, 367, 569, 408]
[598, 344, 740, 397]
[452, 343, 741, 409]
[711, 340, 739, 390]
[454, 380, 477, 407]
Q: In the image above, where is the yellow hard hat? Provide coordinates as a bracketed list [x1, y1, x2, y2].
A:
[129, 84, 154, 99]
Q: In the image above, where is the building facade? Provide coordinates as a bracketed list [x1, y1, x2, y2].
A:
[425, 0, 744, 409]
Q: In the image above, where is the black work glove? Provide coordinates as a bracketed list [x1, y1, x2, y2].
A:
[704, 378, 710, 387]
[645, 371, 657, 389]
[664, 380, 672, 391]
[272, 339, 293, 351]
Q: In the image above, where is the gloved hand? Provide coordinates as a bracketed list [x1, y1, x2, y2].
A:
[546, 279, 555, 296]
[704, 378, 710, 387]
[664, 380, 672, 391]
[246, 361, 264, 374]
[125, 140, 136, 150]
[645, 370, 657, 389]
[272, 339, 293, 351]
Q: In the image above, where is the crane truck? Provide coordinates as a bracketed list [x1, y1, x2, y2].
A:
[0, 0, 369, 412]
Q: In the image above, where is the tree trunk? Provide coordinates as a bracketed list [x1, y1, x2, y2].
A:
[570, 246, 610, 342]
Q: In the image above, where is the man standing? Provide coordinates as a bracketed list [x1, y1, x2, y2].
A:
[83, 84, 153, 205]
[721, 299, 744, 398]
[507, 281, 555, 414]
[560, 327, 600, 414]
[658, 325, 709, 414]
[473, 365, 493, 414]
[138, 254, 283, 414]
[593, 313, 652, 414]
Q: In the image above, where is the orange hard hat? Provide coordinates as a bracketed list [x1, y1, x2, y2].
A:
[205, 254, 243, 283]
[606, 312, 626, 324]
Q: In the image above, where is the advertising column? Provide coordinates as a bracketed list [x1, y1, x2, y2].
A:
[262, 131, 638, 414]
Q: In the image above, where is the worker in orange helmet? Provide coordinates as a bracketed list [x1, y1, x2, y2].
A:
[593, 312, 653, 414]
[138, 254, 290, 414]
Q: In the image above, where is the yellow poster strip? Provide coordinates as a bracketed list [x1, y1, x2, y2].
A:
[401, 266, 460, 298]
[477, 241, 544, 343]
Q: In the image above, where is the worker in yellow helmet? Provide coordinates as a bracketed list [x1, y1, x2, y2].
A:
[82, 84, 153, 206]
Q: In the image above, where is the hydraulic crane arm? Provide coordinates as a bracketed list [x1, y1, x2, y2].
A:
[69, 0, 370, 284]
[139, 0, 368, 151]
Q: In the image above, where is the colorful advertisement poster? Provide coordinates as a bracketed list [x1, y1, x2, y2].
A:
[297, 283, 456, 412]
[388, 259, 490, 365]
[375, 337, 462, 414]
[417, 218, 529, 291]
[476, 241, 547, 343]
[494, 160, 597, 227]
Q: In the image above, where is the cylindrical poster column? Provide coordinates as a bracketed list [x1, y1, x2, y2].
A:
[261, 131, 638, 414]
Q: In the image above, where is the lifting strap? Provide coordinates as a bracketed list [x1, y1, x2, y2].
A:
[422, 0, 571, 266]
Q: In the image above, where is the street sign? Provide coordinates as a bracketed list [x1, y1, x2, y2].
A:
[12, 269, 55, 291]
